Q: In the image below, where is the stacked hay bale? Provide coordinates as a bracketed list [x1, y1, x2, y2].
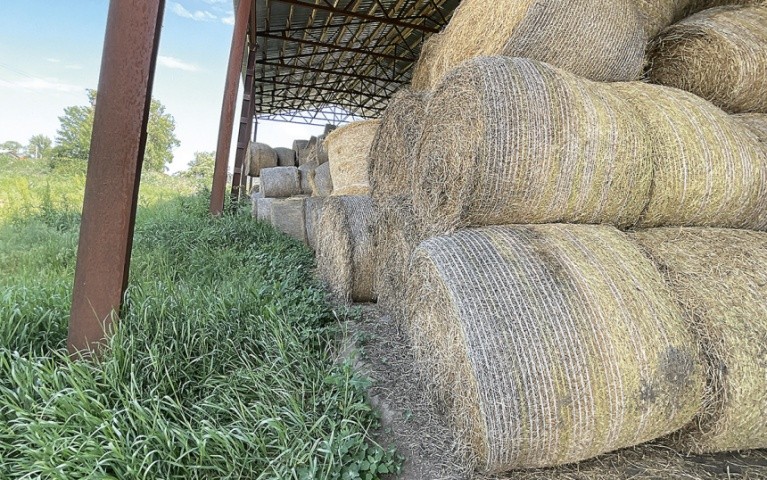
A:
[647, 4, 767, 113]
[410, 0, 647, 91]
[315, 195, 376, 303]
[253, 163, 309, 244]
[274, 147, 297, 167]
[325, 120, 380, 196]
[631, 0, 763, 38]
[735, 113, 767, 145]
[631, 228, 767, 453]
[246, 142, 278, 177]
[406, 224, 704, 472]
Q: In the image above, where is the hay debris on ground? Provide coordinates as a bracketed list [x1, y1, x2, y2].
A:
[415, 57, 653, 234]
[304, 196, 325, 252]
[309, 162, 333, 197]
[248, 143, 278, 177]
[270, 197, 307, 244]
[612, 81, 767, 229]
[405, 224, 704, 473]
[316, 195, 376, 304]
[410, 0, 645, 91]
[260, 166, 301, 198]
[647, 4, 767, 114]
[274, 147, 297, 167]
[632, 227, 767, 454]
[368, 89, 430, 203]
[326, 120, 380, 197]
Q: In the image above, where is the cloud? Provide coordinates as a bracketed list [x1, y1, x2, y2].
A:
[221, 14, 235, 25]
[0, 78, 83, 94]
[46, 58, 61, 64]
[157, 55, 201, 72]
[202, 0, 228, 4]
[64, 64, 83, 70]
[171, 2, 217, 21]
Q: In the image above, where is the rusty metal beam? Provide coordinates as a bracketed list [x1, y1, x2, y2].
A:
[257, 31, 414, 62]
[231, 45, 257, 204]
[210, 0, 253, 215]
[68, 0, 165, 355]
[272, 0, 440, 32]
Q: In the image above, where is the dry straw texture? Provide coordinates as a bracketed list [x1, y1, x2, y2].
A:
[309, 162, 333, 197]
[415, 57, 652, 234]
[734, 112, 767, 144]
[410, 0, 645, 91]
[410, 33, 447, 91]
[613, 81, 767, 229]
[647, 5, 767, 114]
[316, 195, 376, 304]
[260, 166, 301, 198]
[274, 147, 297, 167]
[304, 196, 325, 251]
[298, 137, 318, 166]
[632, 227, 767, 454]
[270, 197, 307, 243]
[256, 197, 273, 223]
[326, 120, 380, 196]
[298, 163, 315, 195]
[248, 143, 278, 177]
[250, 190, 264, 218]
[405, 224, 704, 472]
[368, 89, 430, 202]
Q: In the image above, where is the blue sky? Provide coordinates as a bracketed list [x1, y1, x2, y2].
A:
[0, 1, 324, 172]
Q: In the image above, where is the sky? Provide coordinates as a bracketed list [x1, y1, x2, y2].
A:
[0, 0, 326, 173]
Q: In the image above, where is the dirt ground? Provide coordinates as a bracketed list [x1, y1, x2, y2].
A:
[343, 304, 767, 480]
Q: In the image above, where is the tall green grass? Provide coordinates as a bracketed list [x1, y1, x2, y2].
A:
[0, 162, 397, 479]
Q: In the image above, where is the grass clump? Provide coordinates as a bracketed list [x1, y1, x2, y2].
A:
[0, 183, 398, 479]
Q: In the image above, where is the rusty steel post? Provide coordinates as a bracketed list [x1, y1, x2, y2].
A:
[230, 45, 257, 205]
[68, 0, 165, 355]
[210, 0, 253, 215]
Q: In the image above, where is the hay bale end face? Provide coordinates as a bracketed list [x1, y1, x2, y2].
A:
[647, 4, 767, 114]
[248, 143, 279, 177]
[326, 120, 381, 197]
[270, 197, 307, 244]
[275, 147, 297, 167]
[260, 166, 301, 198]
[632, 227, 767, 453]
[316, 195, 376, 304]
[309, 162, 333, 197]
[406, 224, 703, 472]
[416, 57, 652, 233]
[256, 197, 273, 223]
[250, 190, 264, 218]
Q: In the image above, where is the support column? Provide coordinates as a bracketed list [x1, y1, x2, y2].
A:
[68, 0, 165, 354]
[210, 0, 253, 215]
[230, 45, 257, 204]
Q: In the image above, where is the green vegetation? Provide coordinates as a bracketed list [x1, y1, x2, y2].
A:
[0, 158, 397, 479]
[178, 150, 216, 188]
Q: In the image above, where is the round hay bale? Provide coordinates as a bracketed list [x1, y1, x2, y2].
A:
[414, 0, 645, 91]
[256, 197, 273, 223]
[734, 113, 767, 147]
[316, 135, 329, 164]
[326, 120, 381, 197]
[309, 162, 333, 197]
[415, 57, 653, 233]
[275, 147, 297, 167]
[632, 0, 688, 38]
[647, 5, 767, 114]
[248, 143, 278, 177]
[270, 197, 307, 244]
[260, 166, 301, 198]
[411, 33, 448, 91]
[298, 163, 315, 195]
[369, 89, 430, 202]
[406, 224, 704, 472]
[250, 190, 264, 218]
[304, 196, 326, 251]
[316, 195, 376, 304]
[612, 81, 767, 229]
[372, 197, 423, 319]
[298, 136, 318, 166]
[632, 227, 767, 453]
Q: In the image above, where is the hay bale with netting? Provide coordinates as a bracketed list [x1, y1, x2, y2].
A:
[260, 166, 301, 198]
[256, 197, 273, 223]
[298, 163, 316, 195]
[275, 147, 297, 167]
[647, 5, 767, 114]
[632, 227, 767, 453]
[247, 143, 278, 177]
[632, 0, 688, 38]
[415, 57, 652, 234]
[316, 195, 376, 304]
[372, 198, 423, 319]
[270, 197, 307, 244]
[326, 120, 380, 197]
[411, 33, 448, 91]
[405, 224, 704, 472]
[612, 81, 767, 229]
[411, 0, 645, 91]
[369, 89, 430, 202]
[309, 162, 333, 197]
[304, 196, 326, 251]
[250, 190, 264, 218]
[734, 113, 767, 145]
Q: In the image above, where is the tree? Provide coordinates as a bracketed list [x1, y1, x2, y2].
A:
[54, 89, 180, 172]
[0, 141, 23, 157]
[27, 134, 52, 159]
[179, 151, 215, 185]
